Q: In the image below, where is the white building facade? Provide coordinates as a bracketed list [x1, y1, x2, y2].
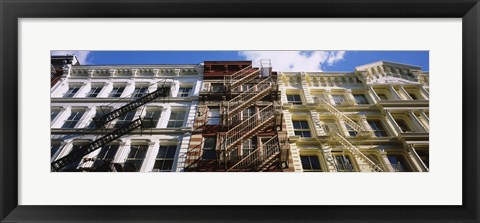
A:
[51, 64, 203, 172]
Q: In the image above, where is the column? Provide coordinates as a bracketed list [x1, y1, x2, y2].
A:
[75, 82, 90, 98]
[419, 86, 430, 100]
[397, 85, 412, 100]
[388, 85, 402, 100]
[407, 145, 428, 172]
[324, 89, 335, 105]
[158, 107, 170, 128]
[384, 111, 401, 136]
[75, 107, 94, 128]
[366, 85, 380, 104]
[141, 141, 158, 172]
[123, 81, 135, 97]
[408, 110, 428, 132]
[418, 109, 430, 129]
[345, 89, 356, 105]
[337, 119, 350, 137]
[359, 115, 373, 132]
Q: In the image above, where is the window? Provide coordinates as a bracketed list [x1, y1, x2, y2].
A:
[202, 137, 217, 160]
[124, 145, 148, 172]
[132, 86, 148, 98]
[394, 119, 412, 132]
[94, 145, 119, 167]
[377, 93, 388, 100]
[115, 110, 136, 128]
[387, 155, 412, 172]
[301, 155, 322, 172]
[287, 94, 302, 105]
[293, 120, 311, 138]
[153, 145, 177, 171]
[61, 110, 85, 128]
[51, 108, 61, 122]
[242, 138, 256, 156]
[178, 87, 192, 97]
[143, 109, 161, 128]
[331, 95, 345, 105]
[368, 120, 388, 137]
[353, 94, 369, 105]
[167, 110, 186, 128]
[108, 86, 125, 97]
[64, 86, 80, 98]
[207, 108, 220, 125]
[87, 86, 103, 97]
[335, 154, 355, 172]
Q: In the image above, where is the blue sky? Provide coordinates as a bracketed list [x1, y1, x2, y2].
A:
[51, 51, 429, 72]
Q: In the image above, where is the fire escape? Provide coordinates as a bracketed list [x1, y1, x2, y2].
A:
[185, 60, 289, 172]
[311, 93, 384, 172]
[51, 82, 172, 172]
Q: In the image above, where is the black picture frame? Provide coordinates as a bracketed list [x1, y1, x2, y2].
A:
[1, 0, 479, 222]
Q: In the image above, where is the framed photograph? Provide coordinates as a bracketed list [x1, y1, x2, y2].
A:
[1, 0, 478, 222]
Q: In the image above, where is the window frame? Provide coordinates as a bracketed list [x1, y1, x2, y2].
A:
[353, 93, 369, 105]
[292, 120, 312, 138]
[124, 145, 149, 172]
[177, 86, 193, 97]
[132, 86, 149, 98]
[300, 155, 323, 172]
[333, 153, 357, 172]
[367, 119, 389, 137]
[61, 109, 85, 128]
[153, 144, 178, 172]
[108, 86, 125, 98]
[287, 94, 303, 105]
[331, 94, 346, 105]
[87, 85, 104, 98]
[202, 137, 217, 160]
[167, 109, 187, 128]
[386, 153, 413, 172]
[63, 86, 80, 98]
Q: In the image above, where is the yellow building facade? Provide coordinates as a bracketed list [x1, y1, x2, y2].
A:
[280, 61, 429, 172]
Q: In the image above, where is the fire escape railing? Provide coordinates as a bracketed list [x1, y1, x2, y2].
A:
[94, 87, 170, 127]
[227, 135, 280, 172]
[52, 81, 174, 172]
[314, 96, 369, 136]
[332, 132, 384, 172]
[51, 118, 143, 171]
[221, 104, 277, 155]
[311, 96, 383, 172]
[227, 77, 274, 115]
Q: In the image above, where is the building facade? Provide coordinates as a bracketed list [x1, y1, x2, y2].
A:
[50, 63, 203, 172]
[50, 58, 429, 172]
[280, 61, 429, 172]
[183, 60, 289, 172]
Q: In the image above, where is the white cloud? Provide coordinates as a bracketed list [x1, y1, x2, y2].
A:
[238, 51, 346, 72]
[51, 50, 92, 65]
